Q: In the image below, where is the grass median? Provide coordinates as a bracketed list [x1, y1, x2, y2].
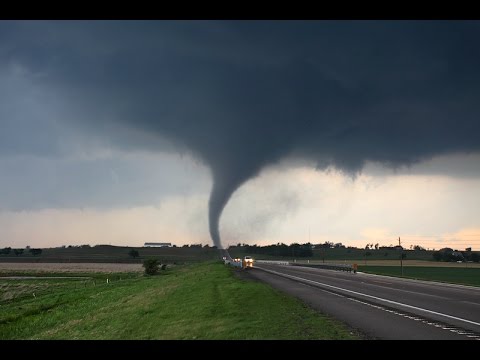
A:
[358, 265, 480, 287]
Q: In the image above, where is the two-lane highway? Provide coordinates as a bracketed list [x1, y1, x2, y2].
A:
[249, 263, 480, 340]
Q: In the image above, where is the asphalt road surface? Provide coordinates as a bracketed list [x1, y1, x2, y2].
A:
[249, 263, 480, 340]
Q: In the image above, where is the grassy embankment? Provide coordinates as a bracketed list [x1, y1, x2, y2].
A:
[358, 265, 480, 287]
[0, 261, 357, 339]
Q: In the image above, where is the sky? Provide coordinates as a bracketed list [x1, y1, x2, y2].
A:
[0, 20, 479, 251]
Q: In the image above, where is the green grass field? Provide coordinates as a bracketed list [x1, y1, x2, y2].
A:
[0, 262, 357, 339]
[358, 265, 480, 287]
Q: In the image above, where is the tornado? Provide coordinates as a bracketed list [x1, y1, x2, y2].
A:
[208, 166, 262, 260]
[209, 178, 237, 260]
[208, 180, 230, 250]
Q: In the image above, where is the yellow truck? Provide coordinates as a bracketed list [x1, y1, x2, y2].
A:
[243, 256, 254, 269]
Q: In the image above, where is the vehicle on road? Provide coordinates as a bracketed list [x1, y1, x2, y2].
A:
[243, 256, 254, 269]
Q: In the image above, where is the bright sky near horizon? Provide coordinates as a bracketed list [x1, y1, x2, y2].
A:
[1, 152, 479, 251]
[1, 21, 480, 250]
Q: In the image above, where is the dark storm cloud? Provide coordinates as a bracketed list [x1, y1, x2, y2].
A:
[1, 20, 480, 248]
[0, 154, 210, 211]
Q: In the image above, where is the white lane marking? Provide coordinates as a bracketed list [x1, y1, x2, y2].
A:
[310, 280, 480, 339]
[344, 289, 480, 340]
[273, 270, 477, 339]
[344, 293, 476, 339]
[374, 286, 448, 300]
[257, 266, 480, 328]
[461, 301, 480, 307]
[357, 272, 480, 291]
[284, 266, 464, 300]
[370, 281, 393, 285]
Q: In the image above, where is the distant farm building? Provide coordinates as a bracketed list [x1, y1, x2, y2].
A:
[144, 242, 172, 248]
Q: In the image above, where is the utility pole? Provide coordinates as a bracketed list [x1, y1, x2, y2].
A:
[399, 237, 404, 276]
[364, 244, 368, 266]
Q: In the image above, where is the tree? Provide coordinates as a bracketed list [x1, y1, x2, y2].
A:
[401, 253, 407, 260]
[13, 249, 24, 256]
[0, 247, 11, 255]
[470, 253, 480, 263]
[433, 248, 465, 262]
[364, 251, 372, 265]
[29, 248, 42, 256]
[129, 249, 139, 259]
[143, 258, 160, 275]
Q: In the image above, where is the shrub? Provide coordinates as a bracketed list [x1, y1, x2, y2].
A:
[13, 249, 24, 256]
[471, 253, 480, 263]
[143, 258, 160, 275]
[129, 249, 139, 259]
[29, 248, 42, 256]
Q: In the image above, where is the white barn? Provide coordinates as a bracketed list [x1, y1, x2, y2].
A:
[144, 242, 172, 248]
